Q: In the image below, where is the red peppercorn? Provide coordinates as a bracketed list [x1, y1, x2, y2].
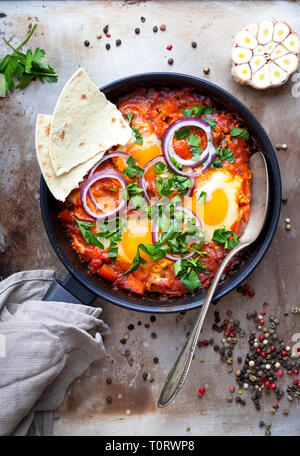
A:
[294, 369, 299, 375]
[248, 290, 255, 297]
[271, 346, 276, 352]
[106, 33, 111, 38]
[229, 326, 235, 331]
[230, 332, 236, 338]
[243, 284, 250, 292]
[261, 351, 267, 358]
[166, 44, 172, 51]
[273, 403, 279, 409]
[224, 319, 229, 325]
[229, 386, 235, 393]
[263, 302, 269, 308]
[293, 379, 299, 385]
[224, 331, 230, 337]
[264, 380, 271, 388]
[259, 319, 265, 326]
[277, 369, 284, 377]
[260, 310, 266, 315]
[281, 350, 287, 357]
[256, 348, 261, 355]
[202, 340, 209, 346]
[297, 347, 300, 352]
[270, 383, 276, 390]
[160, 24, 166, 31]
[226, 311, 232, 317]
[199, 387, 206, 394]
[259, 335, 264, 342]
[222, 324, 228, 330]
[287, 370, 293, 375]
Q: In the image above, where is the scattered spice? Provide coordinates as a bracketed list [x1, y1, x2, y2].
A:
[120, 338, 126, 344]
[166, 44, 173, 51]
[106, 396, 112, 404]
[151, 332, 157, 339]
[106, 377, 112, 385]
[106, 33, 111, 38]
[153, 26, 158, 33]
[128, 324, 135, 330]
[197, 387, 206, 398]
[116, 39, 122, 46]
[275, 144, 282, 151]
[191, 41, 197, 48]
[97, 33, 102, 39]
[160, 24, 166, 31]
[106, 43, 111, 50]
[142, 372, 148, 381]
[281, 143, 288, 151]
[203, 67, 210, 74]
[168, 58, 174, 65]
[153, 357, 159, 364]
[150, 315, 156, 323]
[140, 16, 146, 23]
[103, 25, 109, 34]
[84, 40, 90, 47]
[135, 27, 140, 34]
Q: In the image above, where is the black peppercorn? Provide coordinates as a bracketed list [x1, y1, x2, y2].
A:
[106, 43, 111, 50]
[135, 28, 140, 34]
[84, 40, 90, 47]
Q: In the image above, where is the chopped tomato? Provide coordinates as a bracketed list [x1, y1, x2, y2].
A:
[97, 264, 118, 282]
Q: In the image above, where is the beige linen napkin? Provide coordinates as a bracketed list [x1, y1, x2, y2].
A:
[0, 270, 109, 436]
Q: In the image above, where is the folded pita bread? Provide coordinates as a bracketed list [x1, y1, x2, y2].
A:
[35, 114, 106, 201]
[49, 68, 132, 176]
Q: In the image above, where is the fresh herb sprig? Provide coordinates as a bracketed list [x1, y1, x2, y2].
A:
[210, 148, 235, 169]
[182, 104, 213, 117]
[230, 127, 249, 141]
[212, 228, 239, 250]
[123, 155, 144, 178]
[73, 218, 104, 249]
[0, 24, 58, 97]
[174, 256, 206, 291]
[125, 113, 143, 145]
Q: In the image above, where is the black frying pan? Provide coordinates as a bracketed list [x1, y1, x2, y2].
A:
[40, 73, 281, 312]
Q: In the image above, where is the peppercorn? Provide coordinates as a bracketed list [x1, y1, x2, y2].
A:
[120, 338, 126, 344]
[103, 25, 109, 34]
[203, 67, 210, 74]
[128, 324, 134, 331]
[151, 332, 157, 339]
[153, 357, 159, 364]
[150, 315, 156, 323]
[106, 43, 111, 50]
[281, 143, 288, 151]
[84, 40, 90, 47]
[135, 27, 140, 34]
[153, 26, 158, 33]
[106, 396, 112, 404]
[106, 377, 112, 385]
[191, 41, 197, 48]
[160, 24, 166, 31]
[142, 372, 148, 381]
[166, 44, 173, 51]
[116, 39, 121, 46]
[140, 16, 146, 23]
[275, 143, 282, 150]
[97, 33, 102, 39]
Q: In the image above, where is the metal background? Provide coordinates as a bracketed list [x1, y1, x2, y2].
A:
[0, 0, 299, 436]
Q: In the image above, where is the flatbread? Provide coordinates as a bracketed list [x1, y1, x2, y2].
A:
[49, 68, 132, 176]
[35, 114, 106, 201]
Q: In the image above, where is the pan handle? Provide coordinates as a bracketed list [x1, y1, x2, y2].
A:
[43, 273, 96, 306]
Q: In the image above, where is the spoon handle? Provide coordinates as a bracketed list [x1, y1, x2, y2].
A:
[158, 244, 242, 408]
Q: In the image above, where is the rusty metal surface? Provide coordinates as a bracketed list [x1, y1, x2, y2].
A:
[0, 0, 300, 436]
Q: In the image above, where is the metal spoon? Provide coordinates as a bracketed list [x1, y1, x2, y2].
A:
[158, 151, 269, 408]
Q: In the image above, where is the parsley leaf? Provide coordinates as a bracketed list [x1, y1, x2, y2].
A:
[131, 126, 143, 145]
[122, 182, 144, 200]
[123, 156, 144, 178]
[0, 24, 58, 97]
[174, 126, 190, 139]
[230, 127, 249, 141]
[210, 148, 235, 169]
[202, 117, 217, 130]
[182, 104, 213, 117]
[125, 113, 134, 124]
[198, 191, 207, 204]
[173, 256, 204, 291]
[154, 161, 166, 174]
[212, 228, 239, 250]
[73, 218, 104, 249]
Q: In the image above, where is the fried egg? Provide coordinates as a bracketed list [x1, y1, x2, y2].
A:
[186, 169, 243, 241]
[118, 213, 153, 264]
[125, 133, 162, 167]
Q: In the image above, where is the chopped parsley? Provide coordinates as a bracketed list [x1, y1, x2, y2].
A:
[202, 117, 217, 130]
[210, 148, 235, 169]
[123, 155, 144, 178]
[198, 191, 207, 204]
[125, 243, 169, 274]
[97, 217, 126, 261]
[154, 161, 166, 174]
[212, 228, 239, 250]
[155, 173, 193, 197]
[174, 126, 190, 139]
[182, 104, 213, 117]
[122, 182, 144, 200]
[73, 218, 104, 249]
[174, 256, 206, 291]
[230, 127, 249, 141]
[124, 113, 143, 145]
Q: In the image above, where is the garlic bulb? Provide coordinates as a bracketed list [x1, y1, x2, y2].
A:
[232, 20, 300, 89]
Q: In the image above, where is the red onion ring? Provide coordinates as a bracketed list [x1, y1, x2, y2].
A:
[80, 170, 127, 219]
[162, 118, 217, 177]
[140, 156, 195, 202]
[88, 152, 130, 208]
[152, 206, 203, 261]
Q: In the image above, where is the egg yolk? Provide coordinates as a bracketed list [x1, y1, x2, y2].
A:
[126, 143, 161, 167]
[203, 189, 229, 226]
[121, 215, 153, 262]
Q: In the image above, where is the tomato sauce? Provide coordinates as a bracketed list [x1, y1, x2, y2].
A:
[58, 88, 252, 297]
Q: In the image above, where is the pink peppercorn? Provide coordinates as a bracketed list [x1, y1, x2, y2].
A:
[202, 340, 209, 346]
[271, 346, 276, 352]
[294, 369, 299, 375]
[263, 302, 269, 308]
[281, 350, 287, 357]
[260, 310, 266, 316]
[160, 24, 166, 31]
[198, 387, 206, 398]
[261, 351, 267, 358]
[106, 33, 111, 38]
[293, 379, 299, 386]
[259, 335, 264, 342]
[166, 44, 172, 51]
[229, 386, 235, 393]
[277, 370, 284, 377]
[256, 348, 261, 355]
[264, 380, 271, 388]
[270, 383, 276, 390]
[259, 319, 265, 326]
[227, 311, 232, 317]
[248, 290, 255, 297]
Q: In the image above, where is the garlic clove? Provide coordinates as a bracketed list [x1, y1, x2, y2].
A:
[271, 44, 288, 60]
[233, 63, 252, 83]
[253, 45, 265, 56]
[236, 30, 258, 49]
[275, 53, 299, 74]
[251, 64, 271, 89]
[270, 62, 288, 86]
[283, 33, 300, 54]
[250, 55, 267, 73]
[246, 23, 259, 37]
[264, 41, 277, 55]
[258, 20, 274, 45]
[273, 21, 290, 43]
[232, 47, 253, 64]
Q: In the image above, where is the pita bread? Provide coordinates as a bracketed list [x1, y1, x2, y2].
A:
[35, 114, 106, 202]
[49, 68, 132, 176]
